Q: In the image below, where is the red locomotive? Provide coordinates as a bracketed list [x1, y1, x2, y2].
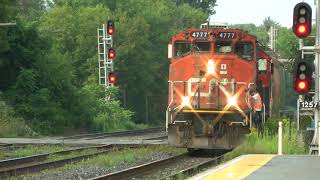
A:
[166, 23, 285, 149]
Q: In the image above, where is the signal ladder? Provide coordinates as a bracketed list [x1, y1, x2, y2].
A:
[97, 24, 114, 87]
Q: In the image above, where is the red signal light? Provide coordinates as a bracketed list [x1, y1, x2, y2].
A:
[298, 24, 306, 33]
[295, 79, 309, 92]
[108, 49, 116, 60]
[108, 72, 117, 84]
[108, 28, 114, 35]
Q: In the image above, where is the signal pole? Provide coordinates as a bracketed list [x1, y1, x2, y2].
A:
[313, 0, 320, 155]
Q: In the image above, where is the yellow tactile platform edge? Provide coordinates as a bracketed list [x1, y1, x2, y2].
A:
[191, 154, 275, 180]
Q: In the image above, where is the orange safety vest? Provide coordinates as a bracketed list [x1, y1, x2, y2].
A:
[251, 93, 262, 111]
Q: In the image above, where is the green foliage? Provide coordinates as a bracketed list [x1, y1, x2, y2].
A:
[0, 94, 33, 137]
[276, 27, 299, 60]
[175, 0, 217, 15]
[224, 117, 307, 162]
[262, 16, 280, 31]
[0, 0, 213, 135]
[230, 23, 269, 47]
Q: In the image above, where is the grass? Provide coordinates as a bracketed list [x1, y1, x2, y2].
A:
[224, 117, 308, 162]
[19, 145, 186, 179]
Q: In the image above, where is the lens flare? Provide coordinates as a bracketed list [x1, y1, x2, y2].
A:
[207, 59, 215, 74]
[181, 96, 190, 107]
[228, 96, 237, 106]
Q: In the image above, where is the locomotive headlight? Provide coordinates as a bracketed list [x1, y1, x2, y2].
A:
[227, 96, 237, 106]
[207, 59, 215, 74]
[181, 96, 190, 107]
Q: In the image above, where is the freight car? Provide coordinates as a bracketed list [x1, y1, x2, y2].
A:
[166, 23, 286, 150]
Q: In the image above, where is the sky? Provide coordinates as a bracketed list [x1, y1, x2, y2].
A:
[210, 0, 315, 27]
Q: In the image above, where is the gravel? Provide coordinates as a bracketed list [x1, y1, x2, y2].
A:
[21, 151, 177, 180]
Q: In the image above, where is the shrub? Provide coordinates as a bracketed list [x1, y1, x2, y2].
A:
[0, 99, 33, 137]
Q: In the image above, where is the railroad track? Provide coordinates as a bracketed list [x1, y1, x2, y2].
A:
[0, 143, 14, 150]
[0, 144, 147, 178]
[91, 151, 225, 180]
[59, 127, 163, 140]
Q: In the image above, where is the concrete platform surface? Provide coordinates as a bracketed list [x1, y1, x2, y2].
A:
[190, 154, 320, 180]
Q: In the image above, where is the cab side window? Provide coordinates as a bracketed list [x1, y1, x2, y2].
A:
[235, 42, 254, 60]
[174, 41, 191, 57]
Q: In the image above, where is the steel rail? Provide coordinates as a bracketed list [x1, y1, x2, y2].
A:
[161, 155, 224, 179]
[84, 127, 163, 140]
[0, 143, 13, 148]
[143, 135, 168, 140]
[0, 144, 146, 178]
[90, 153, 189, 180]
[59, 127, 162, 140]
[0, 144, 112, 169]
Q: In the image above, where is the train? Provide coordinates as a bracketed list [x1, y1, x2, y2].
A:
[166, 22, 287, 150]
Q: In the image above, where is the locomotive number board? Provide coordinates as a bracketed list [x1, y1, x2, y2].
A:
[300, 101, 319, 109]
[217, 32, 236, 39]
[191, 31, 209, 38]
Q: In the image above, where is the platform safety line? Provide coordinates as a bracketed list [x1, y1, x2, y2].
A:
[189, 154, 250, 180]
[190, 154, 275, 180]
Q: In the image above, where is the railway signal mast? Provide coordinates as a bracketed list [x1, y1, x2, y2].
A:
[97, 20, 117, 89]
[293, 1, 320, 155]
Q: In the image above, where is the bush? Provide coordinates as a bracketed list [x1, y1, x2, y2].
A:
[0, 99, 33, 137]
[84, 85, 147, 132]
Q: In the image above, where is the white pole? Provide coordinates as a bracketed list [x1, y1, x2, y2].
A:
[312, 0, 320, 150]
[0, 22, 16, 26]
[278, 121, 283, 155]
[297, 99, 300, 131]
[318, 121, 320, 155]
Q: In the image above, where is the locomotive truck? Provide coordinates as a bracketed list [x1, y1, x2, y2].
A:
[166, 23, 287, 150]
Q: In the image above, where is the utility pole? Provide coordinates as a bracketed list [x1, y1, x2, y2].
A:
[268, 26, 278, 51]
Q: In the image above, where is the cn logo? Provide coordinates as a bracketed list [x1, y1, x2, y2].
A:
[221, 64, 227, 70]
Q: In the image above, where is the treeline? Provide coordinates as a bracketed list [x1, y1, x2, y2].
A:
[0, 0, 214, 135]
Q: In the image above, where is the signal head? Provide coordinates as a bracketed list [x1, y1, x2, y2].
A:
[294, 60, 312, 94]
[108, 72, 117, 84]
[108, 48, 116, 60]
[293, 2, 312, 38]
[107, 20, 115, 35]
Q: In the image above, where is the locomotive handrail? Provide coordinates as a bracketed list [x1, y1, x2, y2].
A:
[263, 103, 266, 124]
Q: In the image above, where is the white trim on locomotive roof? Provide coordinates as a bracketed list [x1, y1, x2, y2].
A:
[200, 22, 229, 29]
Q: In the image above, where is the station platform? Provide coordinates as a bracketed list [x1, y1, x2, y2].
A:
[190, 154, 320, 180]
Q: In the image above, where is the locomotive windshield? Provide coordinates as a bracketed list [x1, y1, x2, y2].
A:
[174, 41, 191, 57]
[215, 41, 232, 54]
[193, 41, 210, 52]
[235, 42, 254, 60]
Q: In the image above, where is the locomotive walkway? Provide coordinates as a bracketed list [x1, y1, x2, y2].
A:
[191, 154, 320, 180]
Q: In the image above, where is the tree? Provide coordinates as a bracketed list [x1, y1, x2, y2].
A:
[262, 16, 280, 31]
[175, 0, 217, 15]
[230, 24, 269, 47]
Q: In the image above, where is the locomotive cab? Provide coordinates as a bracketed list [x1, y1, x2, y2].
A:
[167, 25, 272, 150]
